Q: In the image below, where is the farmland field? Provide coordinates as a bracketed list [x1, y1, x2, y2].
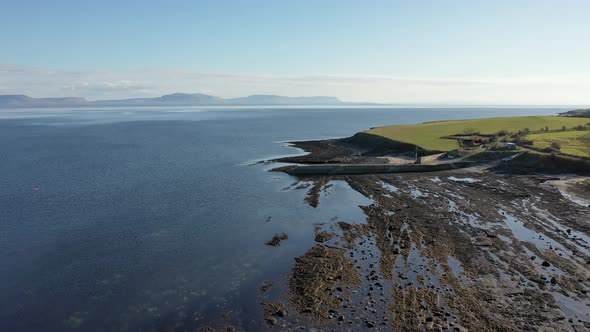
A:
[366, 116, 590, 151]
[526, 130, 590, 157]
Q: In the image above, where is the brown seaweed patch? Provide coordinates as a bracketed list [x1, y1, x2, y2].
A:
[259, 281, 273, 294]
[265, 233, 288, 246]
[314, 230, 336, 243]
[337, 221, 371, 249]
[289, 245, 361, 322]
[262, 301, 287, 326]
[304, 178, 330, 208]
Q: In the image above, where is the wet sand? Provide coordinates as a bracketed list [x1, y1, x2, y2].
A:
[544, 177, 590, 208]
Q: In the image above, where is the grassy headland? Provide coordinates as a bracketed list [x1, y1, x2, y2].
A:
[525, 131, 590, 157]
[366, 116, 590, 152]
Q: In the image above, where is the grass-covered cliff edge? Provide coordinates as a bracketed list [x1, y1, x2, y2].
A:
[366, 116, 590, 153]
[273, 115, 590, 175]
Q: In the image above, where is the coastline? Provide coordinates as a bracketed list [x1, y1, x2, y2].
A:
[255, 131, 590, 330]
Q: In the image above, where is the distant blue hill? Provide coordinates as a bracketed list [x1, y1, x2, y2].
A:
[0, 93, 346, 108]
[0, 95, 89, 108]
[225, 94, 341, 105]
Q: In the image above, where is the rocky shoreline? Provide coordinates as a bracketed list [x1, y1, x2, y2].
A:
[257, 139, 590, 331]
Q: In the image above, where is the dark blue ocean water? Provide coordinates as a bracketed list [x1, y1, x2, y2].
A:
[0, 107, 565, 331]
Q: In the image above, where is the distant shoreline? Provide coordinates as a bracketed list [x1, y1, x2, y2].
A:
[1, 93, 587, 109]
[0, 104, 582, 111]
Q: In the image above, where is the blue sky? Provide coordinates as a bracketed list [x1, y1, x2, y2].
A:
[1, 0, 590, 104]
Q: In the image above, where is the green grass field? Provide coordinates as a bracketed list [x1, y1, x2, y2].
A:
[366, 116, 590, 151]
[526, 131, 590, 157]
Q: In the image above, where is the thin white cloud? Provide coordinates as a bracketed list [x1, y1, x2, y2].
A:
[0, 64, 589, 105]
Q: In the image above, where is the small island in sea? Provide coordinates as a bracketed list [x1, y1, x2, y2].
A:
[255, 114, 590, 331]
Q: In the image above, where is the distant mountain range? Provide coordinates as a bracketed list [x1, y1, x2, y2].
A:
[0, 93, 348, 108]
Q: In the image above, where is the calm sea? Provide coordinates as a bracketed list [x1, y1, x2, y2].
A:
[0, 106, 564, 331]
